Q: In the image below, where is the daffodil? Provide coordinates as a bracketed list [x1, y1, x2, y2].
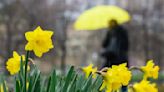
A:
[100, 63, 132, 92]
[25, 26, 54, 57]
[133, 80, 158, 92]
[112, 63, 132, 85]
[82, 64, 97, 78]
[141, 60, 159, 79]
[6, 51, 24, 75]
[6, 51, 30, 75]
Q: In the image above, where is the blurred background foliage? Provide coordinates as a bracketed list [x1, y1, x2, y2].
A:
[0, 0, 164, 78]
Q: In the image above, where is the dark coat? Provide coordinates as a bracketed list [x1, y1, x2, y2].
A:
[102, 25, 129, 67]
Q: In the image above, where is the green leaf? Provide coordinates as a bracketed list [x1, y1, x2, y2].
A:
[67, 74, 77, 92]
[56, 76, 64, 92]
[33, 75, 41, 92]
[24, 51, 30, 92]
[46, 76, 51, 92]
[76, 74, 85, 91]
[15, 79, 21, 92]
[91, 76, 103, 92]
[28, 74, 35, 92]
[40, 77, 46, 92]
[81, 75, 92, 92]
[49, 69, 57, 92]
[2, 80, 7, 92]
[63, 66, 75, 92]
[18, 71, 24, 91]
[20, 56, 24, 77]
[31, 68, 41, 92]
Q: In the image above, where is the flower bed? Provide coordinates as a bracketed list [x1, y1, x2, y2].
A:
[0, 26, 160, 92]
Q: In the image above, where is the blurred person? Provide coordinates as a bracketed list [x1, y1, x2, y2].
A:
[101, 19, 129, 92]
[101, 19, 129, 67]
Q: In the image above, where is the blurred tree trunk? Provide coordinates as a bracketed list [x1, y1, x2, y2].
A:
[61, 43, 66, 73]
[2, 3, 15, 74]
[1, 0, 29, 74]
[59, 0, 68, 74]
[142, 7, 149, 63]
[143, 22, 149, 61]
[5, 21, 12, 63]
[60, 12, 69, 74]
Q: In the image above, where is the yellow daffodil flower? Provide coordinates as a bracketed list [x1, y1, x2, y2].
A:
[133, 80, 158, 92]
[6, 51, 30, 75]
[82, 64, 97, 78]
[141, 60, 159, 79]
[6, 51, 24, 75]
[100, 63, 132, 92]
[25, 26, 54, 57]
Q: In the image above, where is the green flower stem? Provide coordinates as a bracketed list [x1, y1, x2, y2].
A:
[129, 66, 143, 72]
[24, 51, 30, 92]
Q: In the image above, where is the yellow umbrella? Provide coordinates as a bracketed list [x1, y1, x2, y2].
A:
[74, 5, 130, 30]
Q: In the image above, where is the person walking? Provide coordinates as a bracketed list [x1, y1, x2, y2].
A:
[101, 19, 129, 92]
[101, 19, 129, 67]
